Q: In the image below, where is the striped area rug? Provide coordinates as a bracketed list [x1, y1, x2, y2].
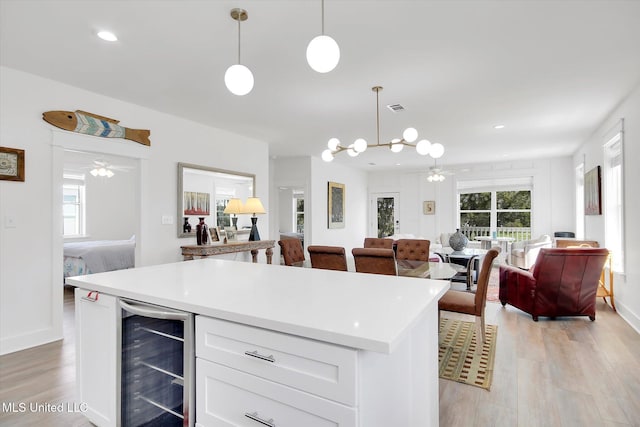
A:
[438, 318, 498, 390]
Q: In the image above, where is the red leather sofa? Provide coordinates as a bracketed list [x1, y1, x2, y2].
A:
[499, 248, 609, 321]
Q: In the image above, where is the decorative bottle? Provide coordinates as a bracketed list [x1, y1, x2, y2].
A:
[183, 217, 192, 233]
[196, 217, 209, 245]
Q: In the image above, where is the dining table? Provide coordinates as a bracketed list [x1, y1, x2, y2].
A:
[433, 247, 489, 290]
[300, 257, 465, 282]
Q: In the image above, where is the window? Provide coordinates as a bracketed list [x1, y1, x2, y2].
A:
[603, 126, 624, 272]
[575, 163, 584, 238]
[216, 198, 231, 228]
[458, 177, 533, 241]
[496, 190, 531, 229]
[460, 192, 491, 228]
[63, 173, 86, 237]
[294, 192, 304, 234]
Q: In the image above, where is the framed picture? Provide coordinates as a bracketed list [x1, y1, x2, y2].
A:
[0, 147, 25, 182]
[328, 181, 345, 229]
[584, 166, 602, 215]
[423, 200, 435, 215]
[225, 226, 237, 241]
[183, 191, 210, 215]
[209, 226, 219, 242]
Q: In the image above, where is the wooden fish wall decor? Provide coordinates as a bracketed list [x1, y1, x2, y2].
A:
[42, 110, 151, 146]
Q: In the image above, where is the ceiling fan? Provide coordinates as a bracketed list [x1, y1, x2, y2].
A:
[426, 159, 455, 182]
[83, 159, 135, 177]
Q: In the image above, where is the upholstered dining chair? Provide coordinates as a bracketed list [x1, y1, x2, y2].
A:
[396, 239, 431, 262]
[352, 248, 397, 276]
[308, 245, 348, 271]
[363, 237, 394, 249]
[438, 247, 501, 344]
[278, 238, 305, 266]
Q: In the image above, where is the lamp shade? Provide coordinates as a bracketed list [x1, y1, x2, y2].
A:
[223, 198, 244, 214]
[242, 197, 266, 215]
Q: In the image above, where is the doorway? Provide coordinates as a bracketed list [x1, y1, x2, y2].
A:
[370, 192, 400, 237]
[51, 131, 146, 343]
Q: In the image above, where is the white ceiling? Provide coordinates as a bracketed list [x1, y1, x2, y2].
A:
[2, 0, 639, 171]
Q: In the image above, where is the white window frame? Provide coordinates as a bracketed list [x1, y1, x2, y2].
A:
[602, 120, 625, 273]
[575, 162, 585, 239]
[63, 173, 86, 238]
[293, 191, 304, 234]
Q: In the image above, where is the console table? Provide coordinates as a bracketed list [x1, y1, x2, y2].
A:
[181, 240, 275, 264]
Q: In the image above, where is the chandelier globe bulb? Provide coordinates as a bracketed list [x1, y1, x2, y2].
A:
[353, 138, 368, 153]
[403, 127, 418, 143]
[429, 142, 445, 159]
[321, 149, 335, 162]
[415, 139, 432, 155]
[327, 137, 340, 151]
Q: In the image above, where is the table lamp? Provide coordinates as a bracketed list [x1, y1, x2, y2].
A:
[242, 197, 266, 241]
[223, 198, 244, 228]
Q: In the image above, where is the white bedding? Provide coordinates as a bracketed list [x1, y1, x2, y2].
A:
[63, 238, 135, 278]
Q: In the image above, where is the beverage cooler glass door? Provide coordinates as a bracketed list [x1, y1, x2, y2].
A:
[119, 299, 194, 427]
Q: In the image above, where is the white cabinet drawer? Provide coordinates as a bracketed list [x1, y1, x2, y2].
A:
[196, 359, 356, 427]
[196, 316, 357, 406]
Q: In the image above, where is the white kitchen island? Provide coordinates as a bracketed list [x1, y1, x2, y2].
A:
[67, 258, 449, 427]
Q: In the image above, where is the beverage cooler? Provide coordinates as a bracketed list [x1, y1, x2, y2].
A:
[119, 299, 194, 427]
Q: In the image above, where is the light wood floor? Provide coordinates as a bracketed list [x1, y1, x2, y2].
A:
[1, 287, 639, 426]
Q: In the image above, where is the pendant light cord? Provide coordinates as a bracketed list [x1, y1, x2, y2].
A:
[321, 0, 325, 35]
[237, 17, 242, 64]
[376, 88, 380, 146]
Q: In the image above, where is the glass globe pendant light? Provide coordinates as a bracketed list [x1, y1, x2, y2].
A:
[306, 0, 340, 73]
[225, 8, 254, 96]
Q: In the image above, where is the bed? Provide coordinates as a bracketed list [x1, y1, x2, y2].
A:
[63, 237, 135, 279]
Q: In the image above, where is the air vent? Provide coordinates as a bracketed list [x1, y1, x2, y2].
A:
[386, 104, 405, 113]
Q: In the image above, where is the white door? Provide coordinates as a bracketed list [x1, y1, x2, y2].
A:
[370, 193, 400, 238]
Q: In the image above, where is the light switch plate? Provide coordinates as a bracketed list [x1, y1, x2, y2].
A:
[4, 215, 17, 228]
[161, 215, 173, 225]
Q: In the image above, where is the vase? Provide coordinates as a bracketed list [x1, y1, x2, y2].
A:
[449, 228, 468, 251]
[196, 217, 209, 246]
[183, 217, 192, 233]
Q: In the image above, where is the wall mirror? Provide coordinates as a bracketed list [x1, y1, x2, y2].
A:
[178, 163, 255, 238]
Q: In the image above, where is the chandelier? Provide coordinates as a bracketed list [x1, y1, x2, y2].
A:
[322, 86, 444, 162]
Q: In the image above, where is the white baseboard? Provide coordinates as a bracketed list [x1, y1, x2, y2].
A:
[0, 327, 62, 356]
[616, 301, 640, 335]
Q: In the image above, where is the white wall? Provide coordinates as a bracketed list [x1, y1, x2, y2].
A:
[309, 157, 369, 252]
[368, 157, 574, 242]
[0, 67, 269, 355]
[270, 156, 368, 257]
[64, 150, 137, 241]
[574, 84, 640, 332]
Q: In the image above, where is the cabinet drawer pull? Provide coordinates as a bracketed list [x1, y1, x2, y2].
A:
[245, 412, 275, 427]
[244, 350, 275, 363]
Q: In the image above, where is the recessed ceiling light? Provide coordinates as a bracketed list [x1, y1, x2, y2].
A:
[493, 124, 505, 129]
[97, 31, 118, 42]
